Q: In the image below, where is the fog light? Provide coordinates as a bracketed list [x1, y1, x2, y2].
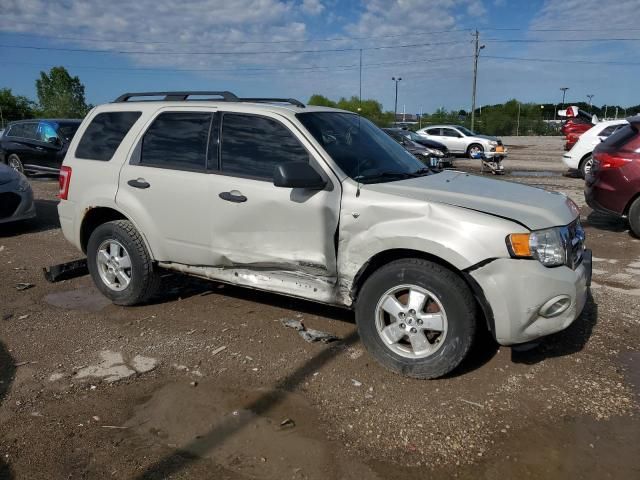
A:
[539, 295, 571, 318]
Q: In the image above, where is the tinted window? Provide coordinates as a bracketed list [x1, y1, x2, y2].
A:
[221, 114, 309, 180]
[602, 124, 637, 149]
[57, 123, 80, 141]
[141, 112, 211, 170]
[426, 128, 440, 136]
[441, 128, 459, 137]
[7, 124, 24, 137]
[76, 111, 141, 161]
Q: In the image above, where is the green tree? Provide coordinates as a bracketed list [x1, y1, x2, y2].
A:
[308, 94, 394, 126]
[36, 66, 89, 117]
[0, 88, 37, 127]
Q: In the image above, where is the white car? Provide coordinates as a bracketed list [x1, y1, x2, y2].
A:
[562, 119, 627, 178]
[416, 125, 507, 158]
[57, 91, 590, 379]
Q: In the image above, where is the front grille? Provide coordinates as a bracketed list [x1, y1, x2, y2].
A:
[561, 219, 586, 269]
[0, 192, 21, 219]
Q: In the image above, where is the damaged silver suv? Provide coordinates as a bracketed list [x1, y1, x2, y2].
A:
[58, 91, 592, 379]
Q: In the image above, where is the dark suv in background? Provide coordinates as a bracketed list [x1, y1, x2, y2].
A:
[585, 115, 640, 237]
[0, 119, 82, 174]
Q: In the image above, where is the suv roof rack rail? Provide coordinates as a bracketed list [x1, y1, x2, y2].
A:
[113, 91, 239, 102]
[238, 98, 305, 108]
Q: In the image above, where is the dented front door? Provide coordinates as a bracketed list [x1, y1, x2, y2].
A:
[206, 112, 341, 281]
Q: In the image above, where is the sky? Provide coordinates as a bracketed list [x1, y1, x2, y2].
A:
[1, 0, 639, 114]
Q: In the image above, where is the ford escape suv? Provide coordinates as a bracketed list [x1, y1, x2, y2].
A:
[57, 91, 592, 379]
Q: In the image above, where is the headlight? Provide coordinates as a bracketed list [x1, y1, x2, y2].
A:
[489, 140, 498, 146]
[422, 148, 444, 157]
[507, 227, 566, 267]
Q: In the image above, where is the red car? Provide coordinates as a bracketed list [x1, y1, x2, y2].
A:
[561, 107, 595, 150]
[585, 116, 640, 237]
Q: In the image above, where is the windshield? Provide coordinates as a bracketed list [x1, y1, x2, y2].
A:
[297, 112, 426, 183]
[457, 126, 475, 136]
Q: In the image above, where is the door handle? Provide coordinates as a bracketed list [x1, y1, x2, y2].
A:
[219, 191, 247, 203]
[128, 178, 151, 189]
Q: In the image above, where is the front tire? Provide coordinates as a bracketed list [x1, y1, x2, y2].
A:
[7, 154, 24, 174]
[628, 197, 640, 238]
[87, 220, 160, 305]
[355, 258, 476, 379]
[467, 143, 483, 158]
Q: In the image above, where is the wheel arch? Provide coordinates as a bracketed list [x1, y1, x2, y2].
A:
[624, 191, 640, 216]
[79, 207, 154, 257]
[349, 248, 495, 335]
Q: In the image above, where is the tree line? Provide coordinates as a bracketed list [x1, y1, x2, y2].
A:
[0, 66, 90, 127]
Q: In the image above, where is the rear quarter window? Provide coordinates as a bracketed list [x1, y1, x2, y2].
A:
[602, 124, 637, 149]
[75, 111, 141, 161]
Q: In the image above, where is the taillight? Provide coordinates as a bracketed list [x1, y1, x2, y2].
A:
[59, 166, 72, 199]
[593, 152, 632, 169]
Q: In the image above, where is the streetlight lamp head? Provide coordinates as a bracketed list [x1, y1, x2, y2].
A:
[480, 45, 485, 50]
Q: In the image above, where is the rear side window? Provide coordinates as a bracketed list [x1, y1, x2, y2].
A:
[76, 111, 141, 161]
[140, 112, 212, 171]
[602, 125, 638, 150]
[220, 113, 309, 180]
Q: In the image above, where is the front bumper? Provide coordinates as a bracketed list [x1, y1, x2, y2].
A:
[470, 253, 591, 345]
[0, 182, 36, 224]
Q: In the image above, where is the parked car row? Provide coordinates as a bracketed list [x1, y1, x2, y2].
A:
[382, 128, 453, 169]
[559, 106, 597, 151]
[415, 124, 507, 159]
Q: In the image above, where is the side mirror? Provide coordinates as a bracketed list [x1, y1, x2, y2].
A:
[47, 136, 61, 146]
[273, 162, 327, 190]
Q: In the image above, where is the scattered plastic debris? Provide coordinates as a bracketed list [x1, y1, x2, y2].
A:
[211, 345, 227, 356]
[280, 418, 295, 429]
[351, 379, 362, 387]
[281, 318, 339, 344]
[15, 282, 34, 291]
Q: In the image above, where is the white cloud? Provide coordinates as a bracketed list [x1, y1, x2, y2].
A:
[301, 0, 325, 15]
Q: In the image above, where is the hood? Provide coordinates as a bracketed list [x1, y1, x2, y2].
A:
[473, 134, 498, 142]
[414, 138, 447, 150]
[0, 164, 19, 186]
[364, 170, 578, 230]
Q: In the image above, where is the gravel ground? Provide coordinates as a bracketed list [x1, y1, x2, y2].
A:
[1, 136, 639, 479]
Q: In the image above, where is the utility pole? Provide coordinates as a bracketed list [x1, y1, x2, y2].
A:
[604, 105, 608, 119]
[586, 94, 594, 111]
[392, 77, 402, 125]
[419, 105, 423, 129]
[471, 30, 485, 131]
[358, 49, 362, 109]
[560, 87, 569, 107]
[516, 101, 521, 136]
[615, 106, 619, 119]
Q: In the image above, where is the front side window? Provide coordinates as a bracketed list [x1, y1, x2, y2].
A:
[297, 112, 426, 184]
[141, 112, 212, 170]
[221, 113, 309, 180]
[76, 111, 141, 161]
[426, 128, 440, 136]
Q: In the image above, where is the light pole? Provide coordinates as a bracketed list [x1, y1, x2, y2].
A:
[471, 30, 485, 131]
[392, 77, 402, 125]
[586, 94, 594, 111]
[0, 105, 3, 129]
[560, 87, 569, 108]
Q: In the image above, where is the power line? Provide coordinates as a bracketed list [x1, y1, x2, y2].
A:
[0, 39, 465, 55]
[0, 26, 472, 45]
[486, 37, 640, 43]
[483, 55, 640, 66]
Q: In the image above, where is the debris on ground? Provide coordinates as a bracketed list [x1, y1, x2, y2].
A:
[211, 345, 227, 356]
[280, 318, 339, 344]
[280, 418, 295, 429]
[351, 379, 362, 387]
[15, 282, 34, 291]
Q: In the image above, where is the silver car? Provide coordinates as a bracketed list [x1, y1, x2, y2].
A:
[0, 163, 36, 224]
[416, 124, 507, 159]
[57, 92, 590, 379]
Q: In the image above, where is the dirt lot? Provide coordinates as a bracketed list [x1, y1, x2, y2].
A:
[1, 136, 639, 479]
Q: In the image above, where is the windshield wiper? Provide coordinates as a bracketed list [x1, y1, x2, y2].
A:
[355, 171, 415, 183]
[409, 167, 432, 177]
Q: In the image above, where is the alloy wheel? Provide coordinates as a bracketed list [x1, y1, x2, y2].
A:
[96, 239, 133, 291]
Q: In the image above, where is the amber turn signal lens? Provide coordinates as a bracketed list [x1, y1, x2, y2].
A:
[508, 233, 531, 257]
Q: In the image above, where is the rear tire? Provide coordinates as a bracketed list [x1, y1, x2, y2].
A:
[7, 154, 24, 174]
[579, 154, 593, 179]
[87, 220, 160, 305]
[628, 197, 640, 238]
[355, 258, 476, 379]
